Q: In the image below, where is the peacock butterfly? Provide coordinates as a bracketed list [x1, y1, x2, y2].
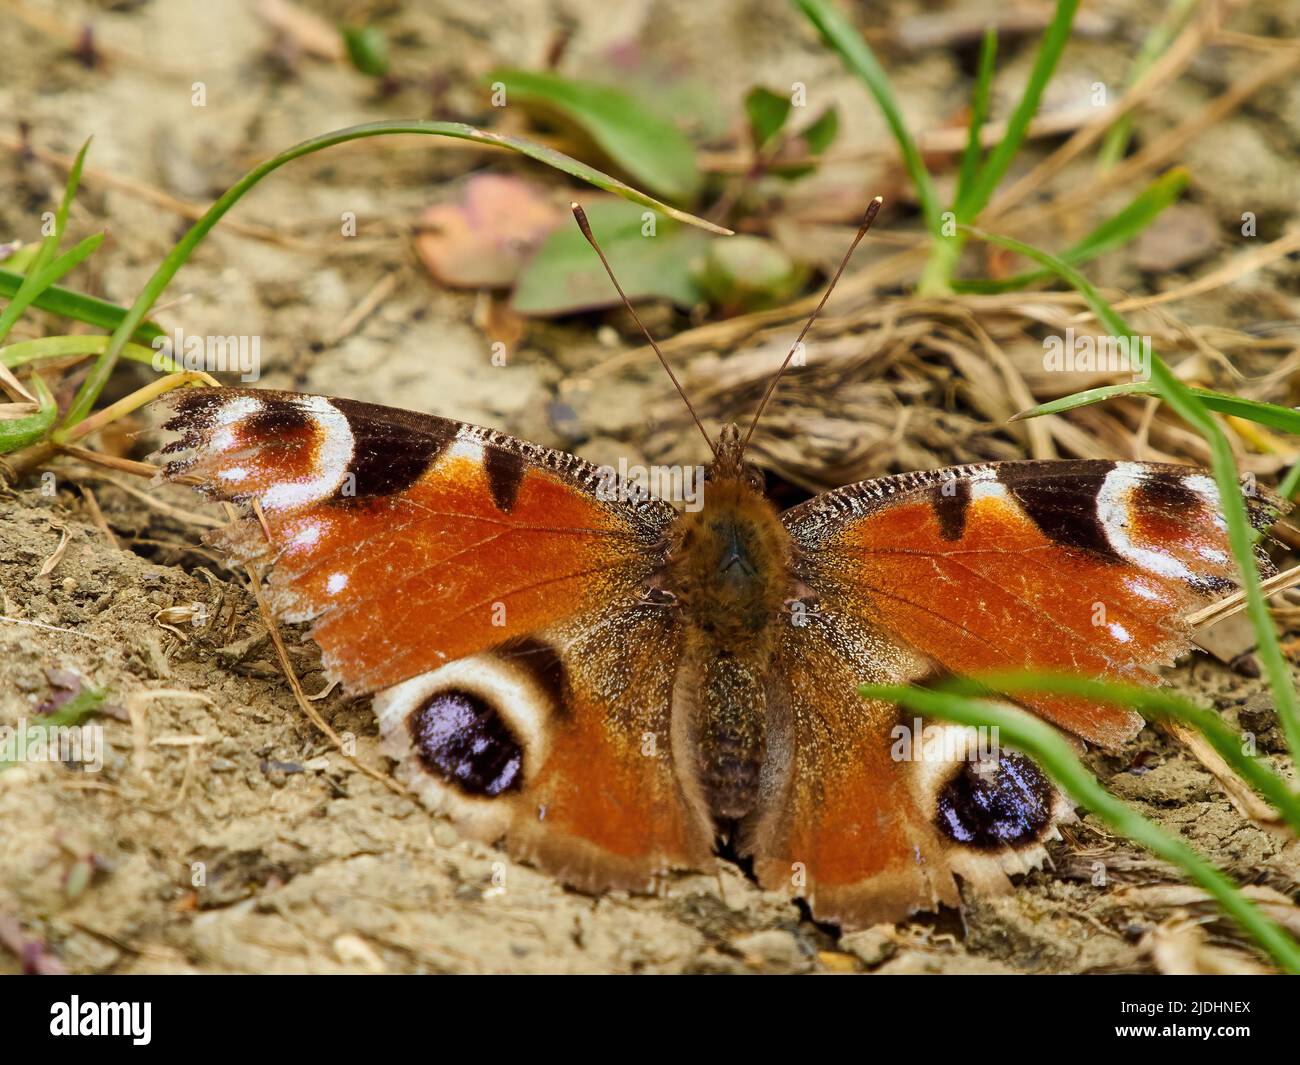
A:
[150, 201, 1282, 928]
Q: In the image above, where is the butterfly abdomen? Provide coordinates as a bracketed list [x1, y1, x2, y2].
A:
[670, 474, 792, 822]
[692, 655, 768, 820]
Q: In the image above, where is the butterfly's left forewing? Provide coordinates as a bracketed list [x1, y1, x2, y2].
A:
[155, 388, 714, 891]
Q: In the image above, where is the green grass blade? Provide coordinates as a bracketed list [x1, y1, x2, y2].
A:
[955, 0, 1079, 222]
[25, 232, 104, 290]
[1279, 461, 1300, 501]
[2, 335, 167, 372]
[0, 234, 104, 344]
[0, 371, 57, 453]
[956, 168, 1187, 294]
[965, 224, 1300, 770]
[859, 683, 1300, 973]
[954, 27, 998, 214]
[56, 120, 731, 436]
[1062, 167, 1187, 262]
[1013, 381, 1300, 434]
[0, 139, 90, 346]
[792, 0, 940, 235]
[0, 269, 163, 341]
[1096, 0, 1197, 169]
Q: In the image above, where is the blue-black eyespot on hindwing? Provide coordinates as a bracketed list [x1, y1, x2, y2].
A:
[408, 689, 524, 798]
[935, 751, 1053, 850]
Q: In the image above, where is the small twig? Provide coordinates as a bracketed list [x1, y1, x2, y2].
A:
[1186, 561, 1300, 630]
[77, 484, 119, 549]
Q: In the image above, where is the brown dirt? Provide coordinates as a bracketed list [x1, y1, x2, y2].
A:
[2, 0, 1299, 974]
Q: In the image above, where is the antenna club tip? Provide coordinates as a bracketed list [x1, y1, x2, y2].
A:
[871, 195, 884, 204]
[569, 201, 581, 210]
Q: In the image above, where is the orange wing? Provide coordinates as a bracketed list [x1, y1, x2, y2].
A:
[782, 459, 1281, 748]
[155, 388, 713, 891]
[742, 606, 1071, 927]
[742, 459, 1283, 927]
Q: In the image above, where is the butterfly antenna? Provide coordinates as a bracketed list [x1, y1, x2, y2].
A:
[571, 203, 716, 457]
[741, 196, 883, 453]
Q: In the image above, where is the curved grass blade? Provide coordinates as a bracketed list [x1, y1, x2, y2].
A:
[934, 670, 1300, 834]
[57, 120, 731, 436]
[0, 371, 56, 453]
[859, 683, 1300, 974]
[964, 224, 1300, 770]
[2, 335, 168, 372]
[0, 270, 163, 342]
[1012, 381, 1300, 435]
[792, 0, 940, 234]
[956, 168, 1188, 294]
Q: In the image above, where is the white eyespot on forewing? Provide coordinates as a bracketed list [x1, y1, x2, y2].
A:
[259, 396, 355, 511]
[374, 650, 559, 841]
[1097, 464, 1197, 581]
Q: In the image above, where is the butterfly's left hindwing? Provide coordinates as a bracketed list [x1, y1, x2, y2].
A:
[154, 387, 714, 891]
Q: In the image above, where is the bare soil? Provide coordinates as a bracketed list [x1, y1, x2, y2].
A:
[2, 0, 1299, 974]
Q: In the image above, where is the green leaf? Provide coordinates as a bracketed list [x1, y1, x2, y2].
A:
[0, 371, 57, 453]
[801, 104, 840, 155]
[490, 69, 701, 203]
[512, 199, 710, 315]
[792, 0, 940, 234]
[745, 86, 792, 149]
[955, 168, 1188, 293]
[0, 269, 163, 341]
[695, 235, 806, 313]
[1013, 381, 1300, 435]
[342, 26, 389, 77]
[769, 106, 841, 180]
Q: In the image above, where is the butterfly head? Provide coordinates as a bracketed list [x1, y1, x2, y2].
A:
[705, 423, 765, 491]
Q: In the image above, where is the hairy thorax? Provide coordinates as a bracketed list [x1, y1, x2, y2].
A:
[669, 477, 792, 646]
